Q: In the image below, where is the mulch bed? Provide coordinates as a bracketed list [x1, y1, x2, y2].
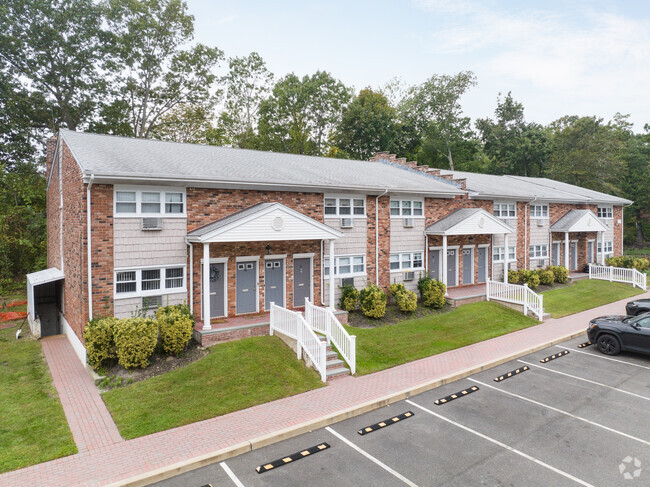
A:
[347, 302, 453, 328]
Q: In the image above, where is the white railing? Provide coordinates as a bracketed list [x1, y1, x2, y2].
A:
[589, 264, 647, 290]
[304, 298, 356, 375]
[270, 303, 327, 382]
[486, 279, 544, 321]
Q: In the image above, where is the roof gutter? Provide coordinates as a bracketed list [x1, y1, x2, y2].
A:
[87, 173, 94, 321]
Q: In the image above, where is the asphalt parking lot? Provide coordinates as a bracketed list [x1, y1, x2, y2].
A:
[154, 335, 650, 487]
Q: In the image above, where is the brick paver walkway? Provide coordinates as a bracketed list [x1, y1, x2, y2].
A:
[1, 292, 647, 487]
[41, 336, 123, 452]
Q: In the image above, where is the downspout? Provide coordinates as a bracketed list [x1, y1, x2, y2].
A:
[87, 173, 94, 321]
[58, 142, 64, 272]
[375, 188, 388, 286]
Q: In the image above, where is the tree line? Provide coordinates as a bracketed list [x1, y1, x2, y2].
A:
[1, 0, 648, 288]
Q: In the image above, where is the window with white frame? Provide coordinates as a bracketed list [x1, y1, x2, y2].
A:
[529, 244, 549, 259]
[390, 251, 424, 271]
[324, 255, 365, 277]
[494, 202, 516, 218]
[493, 246, 516, 263]
[115, 266, 185, 296]
[114, 188, 185, 216]
[597, 241, 614, 255]
[530, 204, 549, 218]
[324, 196, 365, 217]
[390, 199, 424, 217]
[597, 206, 613, 219]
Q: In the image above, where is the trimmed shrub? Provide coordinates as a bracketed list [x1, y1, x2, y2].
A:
[507, 270, 520, 283]
[113, 318, 158, 369]
[606, 255, 649, 271]
[359, 285, 387, 319]
[156, 303, 195, 325]
[389, 282, 406, 297]
[538, 269, 555, 286]
[156, 309, 193, 356]
[395, 289, 417, 313]
[517, 269, 540, 289]
[338, 285, 360, 312]
[420, 278, 447, 309]
[548, 265, 569, 284]
[84, 317, 118, 369]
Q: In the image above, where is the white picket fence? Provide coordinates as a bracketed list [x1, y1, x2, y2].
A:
[589, 264, 647, 290]
[485, 279, 544, 321]
[270, 303, 327, 382]
[305, 298, 356, 375]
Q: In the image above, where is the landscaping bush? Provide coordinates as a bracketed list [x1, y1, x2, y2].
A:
[359, 285, 387, 319]
[418, 277, 447, 309]
[83, 317, 119, 369]
[113, 318, 159, 369]
[156, 303, 195, 325]
[538, 269, 555, 286]
[606, 255, 649, 271]
[548, 265, 569, 284]
[507, 270, 520, 283]
[338, 285, 360, 312]
[394, 289, 417, 313]
[389, 282, 406, 297]
[156, 308, 193, 356]
[518, 270, 540, 289]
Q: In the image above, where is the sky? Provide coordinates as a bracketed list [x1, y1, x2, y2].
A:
[189, 0, 650, 130]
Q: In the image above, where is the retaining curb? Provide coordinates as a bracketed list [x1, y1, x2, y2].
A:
[109, 327, 587, 487]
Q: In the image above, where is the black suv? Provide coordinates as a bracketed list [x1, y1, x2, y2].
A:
[625, 298, 650, 316]
[587, 313, 650, 356]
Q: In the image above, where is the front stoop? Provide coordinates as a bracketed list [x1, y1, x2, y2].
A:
[319, 337, 351, 380]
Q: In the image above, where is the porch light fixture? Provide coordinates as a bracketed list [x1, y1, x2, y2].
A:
[468, 236, 474, 244]
[266, 244, 271, 255]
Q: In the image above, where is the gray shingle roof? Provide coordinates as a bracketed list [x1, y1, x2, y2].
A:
[60, 130, 464, 196]
[426, 208, 483, 233]
[549, 209, 608, 232]
[188, 202, 274, 237]
[438, 170, 630, 205]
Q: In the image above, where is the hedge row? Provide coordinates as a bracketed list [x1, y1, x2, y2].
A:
[606, 256, 649, 271]
[84, 304, 194, 370]
[507, 266, 568, 289]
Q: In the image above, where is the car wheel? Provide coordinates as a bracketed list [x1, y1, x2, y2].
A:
[597, 334, 621, 355]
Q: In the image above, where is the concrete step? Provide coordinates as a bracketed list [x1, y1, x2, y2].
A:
[326, 366, 350, 381]
[326, 358, 346, 370]
[326, 350, 339, 360]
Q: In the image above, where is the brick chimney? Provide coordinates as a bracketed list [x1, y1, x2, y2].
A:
[46, 137, 57, 176]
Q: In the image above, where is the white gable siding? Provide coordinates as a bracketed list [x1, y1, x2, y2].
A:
[114, 218, 187, 268]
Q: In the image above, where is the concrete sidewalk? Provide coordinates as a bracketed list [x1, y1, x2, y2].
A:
[1, 292, 647, 487]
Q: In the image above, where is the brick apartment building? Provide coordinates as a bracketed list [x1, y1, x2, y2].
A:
[28, 130, 629, 363]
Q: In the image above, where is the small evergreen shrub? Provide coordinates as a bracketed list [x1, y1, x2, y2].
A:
[507, 270, 520, 283]
[548, 265, 569, 283]
[338, 285, 360, 312]
[84, 317, 118, 369]
[113, 318, 158, 369]
[606, 256, 649, 271]
[389, 282, 406, 297]
[538, 269, 555, 286]
[419, 277, 447, 309]
[156, 303, 195, 325]
[395, 289, 417, 313]
[156, 308, 193, 356]
[359, 285, 387, 319]
[518, 269, 541, 289]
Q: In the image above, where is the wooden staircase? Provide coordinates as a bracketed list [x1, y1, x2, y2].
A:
[319, 336, 351, 380]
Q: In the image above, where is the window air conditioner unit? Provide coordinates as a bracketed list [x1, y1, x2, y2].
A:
[142, 217, 163, 231]
[340, 218, 354, 229]
[403, 218, 414, 228]
[536, 219, 544, 227]
[403, 271, 415, 281]
[142, 295, 162, 310]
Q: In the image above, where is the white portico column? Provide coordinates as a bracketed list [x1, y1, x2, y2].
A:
[202, 243, 211, 330]
[442, 235, 448, 295]
[503, 233, 509, 283]
[600, 231, 606, 265]
[328, 239, 335, 309]
[564, 232, 570, 270]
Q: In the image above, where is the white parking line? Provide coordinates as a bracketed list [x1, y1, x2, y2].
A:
[469, 379, 650, 446]
[517, 360, 650, 401]
[406, 399, 594, 487]
[555, 345, 650, 370]
[325, 426, 419, 487]
[220, 461, 245, 487]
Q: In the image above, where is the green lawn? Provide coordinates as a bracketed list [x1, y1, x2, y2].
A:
[344, 301, 539, 376]
[542, 280, 644, 319]
[0, 326, 77, 473]
[102, 335, 325, 439]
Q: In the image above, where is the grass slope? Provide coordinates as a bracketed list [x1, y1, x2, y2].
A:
[0, 327, 77, 473]
[344, 301, 539, 376]
[102, 335, 325, 439]
[542, 280, 644, 318]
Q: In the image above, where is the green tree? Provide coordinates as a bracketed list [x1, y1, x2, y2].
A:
[476, 92, 550, 177]
[620, 126, 650, 244]
[101, 0, 224, 138]
[219, 52, 273, 148]
[547, 115, 629, 193]
[400, 71, 477, 170]
[150, 103, 223, 145]
[333, 88, 397, 160]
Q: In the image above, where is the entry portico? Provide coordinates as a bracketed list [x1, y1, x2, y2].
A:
[550, 209, 608, 270]
[425, 208, 515, 291]
[186, 202, 342, 330]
